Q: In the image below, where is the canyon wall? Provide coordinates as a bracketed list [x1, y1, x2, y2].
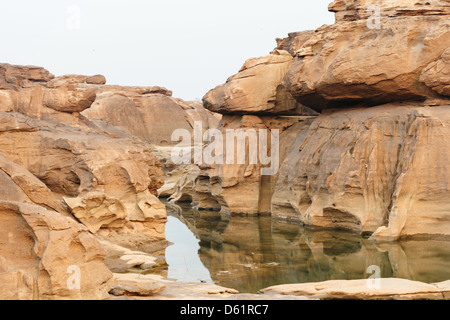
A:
[195, 0, 450, 241]
[0, 63, 218, 298]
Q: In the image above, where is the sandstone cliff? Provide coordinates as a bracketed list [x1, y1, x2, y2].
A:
[197, 0, 450, 241]
[0, 63, 214, 299]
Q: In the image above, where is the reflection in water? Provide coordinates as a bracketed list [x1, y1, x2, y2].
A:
[165, 216, 213, 283]
[164, 202, 450, 294]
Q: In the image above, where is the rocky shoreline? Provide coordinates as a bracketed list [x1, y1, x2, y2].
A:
[108, 274, 450, 300]
[1, 0, 450, 300]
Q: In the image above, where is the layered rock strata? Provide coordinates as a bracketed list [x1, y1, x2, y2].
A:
[0, 64, 199, 299]
[197, 0, 450, 241]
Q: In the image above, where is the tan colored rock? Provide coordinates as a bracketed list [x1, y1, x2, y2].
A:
[0, 111, 38, 133]
[275, 30, 315, 57]
[84, 92, 219, 146]
[283, 6, 450, 110]
[98, 239, 163, 273]
[0, 111, 167, 250]
[98, 85, 172, 96]
[109, 273, 166, 297]
[81, 92, 148, 140]
[434, 280, 450, 299]
[0, 150, 65, 214]
[272, 104, 450, 239]
[64, 192, 127, 233]
[0, 63, 54, 86]
[0, 84, 95, 119]
[203, 50, 316, 116]
[194, 115, 315, 215]
[43, 82, 97, 113]
[86, 75, 107, 85]
[261, 278, 448, 300]
[82, 89, 220, 204]
[108, 273, 244, 300]
[0, 201, 112, 300]
[165, 165, 201, 202]
[46, 74, 106, 87]
[328, 0, 450, 22]
[420, 47, 450, 96]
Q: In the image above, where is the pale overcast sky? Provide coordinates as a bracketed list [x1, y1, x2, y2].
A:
[0, 1, 334, 100]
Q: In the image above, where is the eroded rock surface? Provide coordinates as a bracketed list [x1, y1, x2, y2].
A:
[283, 2, 450, 110]
[195, 0, 450, 242]
[0, 64, 179, 299]
[272, 104, 450, 239]
[261, 278, 450, 300]
[204, 50, 317, 116]
[0, 201, 112, 300]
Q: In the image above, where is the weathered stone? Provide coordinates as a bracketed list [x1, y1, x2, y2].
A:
[194, 115, 315, 215]
[272, 104, 450, 239]
[283, 6, 450, 110]
[203, 50, 317, 116]
[420, 47, 450, 96]
[328, 0, 450, 22]
[0, 63, 54, 86]
[0, 111, 167, 250]
[98, 238, 162, 273]
[0, 151, 65, 214]
[109, 273, 166, 296]
[43, 83, 97, 113]
[46, 74, 106, 87]
[0, 201, 112, 300]
[261, 278, 448, 300]
[64, 192, 127, 233]
[275, 30, 315, 57]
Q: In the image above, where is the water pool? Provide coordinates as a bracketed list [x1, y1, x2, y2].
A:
[164, 203, 450, 293]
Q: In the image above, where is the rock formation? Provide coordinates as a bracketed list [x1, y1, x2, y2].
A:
[283, 0, 450, 110]
[80, 82, 221, 203]
[261, 278, 450, 300]
[0, 63, 205, 299]
[196, 0, 450, 242]
[0, 201, 112, 300]
[1, 0, 450, 300]
[203, 49, 317, 116]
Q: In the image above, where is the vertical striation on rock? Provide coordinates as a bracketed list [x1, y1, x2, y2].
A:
[196, 0, 450, 240]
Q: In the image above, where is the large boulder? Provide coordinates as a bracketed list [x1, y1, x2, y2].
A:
[0, 63, 54, 86]
[83, 91, 219, 146]
[43, 82, 97, 113]
[283, 1, 450, 110]
[203, 50, 317, 116]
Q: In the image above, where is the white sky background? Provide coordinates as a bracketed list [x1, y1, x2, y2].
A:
[0, 0, 334, 101]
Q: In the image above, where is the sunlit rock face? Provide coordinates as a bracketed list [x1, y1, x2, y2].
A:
[272, 104, 450, 240]
[195, 0, 450, 240]
[203, 50, 317, 116]
[0, 201, 112, 300]
[280, 0, 450, 111]
[0, 64, 185, 299]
